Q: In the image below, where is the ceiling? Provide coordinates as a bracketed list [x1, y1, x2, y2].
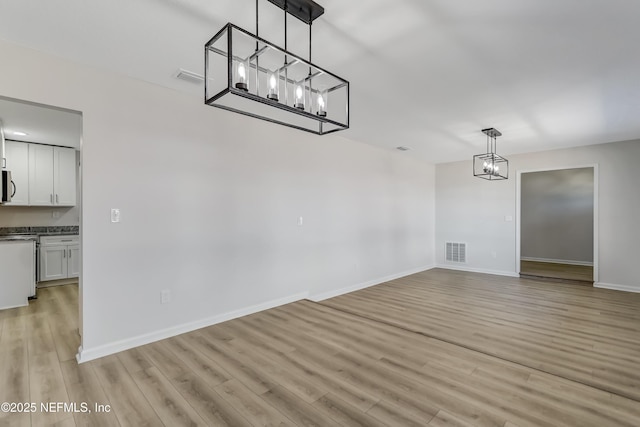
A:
[0, 97, 82, 148]
[1, 0, 639, 163]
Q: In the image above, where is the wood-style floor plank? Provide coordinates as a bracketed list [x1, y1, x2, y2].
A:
[1, 271, 640, 426]
[321, 268, 640, 401]
[520, 260, 593, 282]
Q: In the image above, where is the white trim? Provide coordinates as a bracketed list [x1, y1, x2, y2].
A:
[515, 164, 599, 283]
[520, 257, 593, 267]
[76, 291, 309, 363]
[594, 282, 640, 294]
[436, 264, 519, 278]
[308, 264, 435, 302]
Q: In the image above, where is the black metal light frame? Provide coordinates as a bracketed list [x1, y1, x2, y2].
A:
[204, 0, 350, 135]
[473, 128, 509, 180]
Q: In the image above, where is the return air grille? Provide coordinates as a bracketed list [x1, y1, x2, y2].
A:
[446, 242, 466, 263]
[175, 69, 204, 84]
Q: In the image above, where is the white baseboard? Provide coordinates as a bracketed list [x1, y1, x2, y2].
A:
[308, 264, 435, 302]
[594, 282, 640, 294]
[436, 264, 519, 278]
[76, 291, 310, 364]
[521, 257, 593, 267]
[77, 264, 438, 363]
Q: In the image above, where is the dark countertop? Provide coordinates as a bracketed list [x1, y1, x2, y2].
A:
[0, 226, 79, 237]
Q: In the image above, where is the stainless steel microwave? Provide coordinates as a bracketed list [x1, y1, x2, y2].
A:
[1, 170, 13, 203]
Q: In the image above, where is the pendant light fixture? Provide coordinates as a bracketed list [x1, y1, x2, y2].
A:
[205, 0, 350, 135]
[473, 128, 509, 180]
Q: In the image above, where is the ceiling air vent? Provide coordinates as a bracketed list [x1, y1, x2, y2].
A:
[446, 242, 466, 263]
[175, 69, 204, 84]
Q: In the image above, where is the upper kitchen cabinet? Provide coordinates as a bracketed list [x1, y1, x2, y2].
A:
[28, 143, 54, 205]
[3, 141, 78, 207]
[4, 141, 29, 205]
[29, 144, 76, 207]
[53, 147, 76, 206]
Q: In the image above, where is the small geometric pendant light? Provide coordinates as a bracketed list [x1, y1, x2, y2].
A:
[473, 128, 508, 180]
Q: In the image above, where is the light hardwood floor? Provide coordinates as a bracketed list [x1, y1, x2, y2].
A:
[520, 260, 594, 282]
[1, 269, 640, 426]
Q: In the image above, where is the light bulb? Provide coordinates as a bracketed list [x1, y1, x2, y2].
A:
[316, 89, 328, 117]
[294, 84, 305, 110]
[235, 60, 248, 91]
[266, 70, 279, 101]
[316, 94, 326, 117]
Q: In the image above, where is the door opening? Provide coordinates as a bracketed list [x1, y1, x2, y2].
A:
[517, 166, 597, 284]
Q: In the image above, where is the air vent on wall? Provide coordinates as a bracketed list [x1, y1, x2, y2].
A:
[175, 69, 204, 84]
[446, 242, 466, 263]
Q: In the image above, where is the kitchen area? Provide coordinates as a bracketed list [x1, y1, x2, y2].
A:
[0, 97, 81, 311]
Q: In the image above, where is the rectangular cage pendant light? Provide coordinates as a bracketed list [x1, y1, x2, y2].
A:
[473, 128, 509, 180]
[204, 0, 350, 135]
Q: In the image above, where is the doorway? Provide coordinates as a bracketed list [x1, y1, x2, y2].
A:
[0, 95, 83, 356]
[516, 166, 597, 284]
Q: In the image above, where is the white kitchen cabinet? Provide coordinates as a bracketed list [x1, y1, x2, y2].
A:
[0, 240, 36, 310]
[4, 141, 30, 205]
[28, 143, 55, 206]
[28, 144, 76, 207]
[54, 147, 76, 206]
[68, 244, 80, 278]
[40, 244, 68, 281]
[39, 235, 79, 282]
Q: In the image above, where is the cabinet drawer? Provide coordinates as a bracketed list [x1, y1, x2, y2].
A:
[40, 235, 79, 246]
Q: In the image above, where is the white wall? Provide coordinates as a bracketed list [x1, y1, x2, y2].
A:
[521, 168, 594, 263]
[0, 40, 435, 360]
[436, 139, 640, 291]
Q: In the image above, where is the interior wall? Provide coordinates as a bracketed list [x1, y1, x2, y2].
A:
[521, 168, 594, 263]
[0, 40, 436, 360]
[436, 139, 640, 291]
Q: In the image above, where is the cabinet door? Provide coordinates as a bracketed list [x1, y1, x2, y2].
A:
[40, 245, 68, 281]
[53, 147, 77, 206]
[28, 144, 54, 206]
[67, 244, 80, 278]
[4, 141, 30, 205]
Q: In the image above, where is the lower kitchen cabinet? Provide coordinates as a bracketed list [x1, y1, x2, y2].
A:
[68, 244, 80, 277]
[39, 235, 79, 282]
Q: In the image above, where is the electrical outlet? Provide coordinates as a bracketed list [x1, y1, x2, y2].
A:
[111, 208, 121, 223]
[161, 290, 171, 304]
[297, 216, 303, 226]
[52, 211, 60, 219]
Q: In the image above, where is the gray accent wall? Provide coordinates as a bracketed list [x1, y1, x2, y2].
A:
[521, 168, 594, 263]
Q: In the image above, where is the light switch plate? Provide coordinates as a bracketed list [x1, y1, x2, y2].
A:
[161, 290, 171, 304]
[111, 208, 121, 223]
